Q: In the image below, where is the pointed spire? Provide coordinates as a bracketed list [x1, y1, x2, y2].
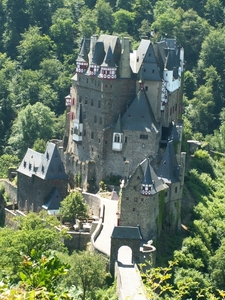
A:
[77, 39, 89, 63]
[142, 159, 153, 185]
[103, 46, 116, 67]
[114, 115, 122, 133]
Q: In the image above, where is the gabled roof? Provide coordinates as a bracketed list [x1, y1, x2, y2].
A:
[17, 142, 67, 180]
[121, 90, 159, 133]
[157, 140, 180, 184]
[130, 39, 161, 81]
[111, 226, 142, 240]
[42, 187, 62, 213]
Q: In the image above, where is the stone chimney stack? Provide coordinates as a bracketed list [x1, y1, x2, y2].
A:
[119, 37, 131, 78]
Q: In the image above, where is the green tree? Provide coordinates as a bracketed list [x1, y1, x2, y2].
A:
[209, 239, 225, 289]
[78, 8, 98, 37]
[204, 0, 224, 27]
[50, 17, 77, 61]
[17, 26, 54, 70]
[198, 28, 225, 80]
[59, 191, 89, 224]
[175, 9, 211, 69]
[8, 102, 56, 158]
[64, 250, 108, 300]
[183, 70, 197, 100]
[0, 154, 19, 178]
[32, 139, 46, 153]
[0, 212, 66, 279]
[113, 9, 135, 35]
[95, 0, 114, 33]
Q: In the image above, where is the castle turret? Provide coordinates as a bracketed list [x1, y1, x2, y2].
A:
[99, 45, 117, 79]
[76, 39, 89, 74]
[141, 159, 154, 196]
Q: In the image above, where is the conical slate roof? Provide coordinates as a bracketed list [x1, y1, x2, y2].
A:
[77, 39, 89, 63]
[142, 159, 153, 185]
[102, 45, 116, 67]
[157, 140, 180, 183]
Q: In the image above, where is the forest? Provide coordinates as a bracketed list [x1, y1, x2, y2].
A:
[1, 0, 225, 298]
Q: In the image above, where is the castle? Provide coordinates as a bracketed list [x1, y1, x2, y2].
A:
[63, 34, 185, 241]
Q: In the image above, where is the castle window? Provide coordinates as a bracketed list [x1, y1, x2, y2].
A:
[125, 137, 127, 143]
[99, 139, 100, 143]
[83, 129, 86, 136]
[137, 176, 140, 180]
[145, 86, 148, 91]
[110, 84, 112, 88]
[123, 157, 126, 161]
[23, 161, 27, 168]
[105, 84, 107, 87]
[92, 147, 93, 151]
[29, 163, 32, 170]
[134, 197, 138, 202]
[140, 134, 148, 140]
[98, 100, 101, 108]
[85, 97, 88, 104]
[175, 187, 178, 193]
[152, 69, 155, 73]
[114, 134, 120, 143]
[99, 117, 102, 125]
[175, 103, 177, 111]
[86, 78, 88, 83]
[170, 108, 172, 116]
[141, 198, 144, 201]
[91, 99, 94, 106]
[126, 197, 129, 200]
[133, 208, 136, 211]
[137, 56, 139, 62]
[144, 69, 146, 72]
[79, 96, 82, 103]
[105, 141, 107, 144]
[134, 186, 136, 190]
[94, 116, 97, 123]
[165, 192, 168, 197]
[148, 53, 151, 57]
[91, 132, 94, 139]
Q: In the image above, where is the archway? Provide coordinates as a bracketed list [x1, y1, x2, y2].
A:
[118, 245, 132, 265]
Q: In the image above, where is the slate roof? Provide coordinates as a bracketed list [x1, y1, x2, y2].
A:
[169, 122, 180, 142]
[130, 39, 161, 81]
[156, 38, 180, 79]
[121, 90, 159, 133]
[111, 226, 142, 240]
[102, 45, 116, 68]
[17, 142, 67, 180]
[142, 159, 153, 185]
[139, 159, 167, 194]
[77, 38, 89, 63]
[157, 140, 180, 183]
[42, 187, 62, 212]
[114, 115, 122, 133]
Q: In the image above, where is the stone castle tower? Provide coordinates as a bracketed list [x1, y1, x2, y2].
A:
[63, 34, 185, 241]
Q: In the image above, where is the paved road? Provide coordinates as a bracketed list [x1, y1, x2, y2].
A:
[94, 197, 118, 255]
[118, 262, 148, 300]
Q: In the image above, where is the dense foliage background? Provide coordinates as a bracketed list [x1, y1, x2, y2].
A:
[1, 0, 225, 298]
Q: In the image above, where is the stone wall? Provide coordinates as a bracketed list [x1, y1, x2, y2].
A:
[82, 192, 101, 217]
[0, 179, 17, 204]
[63, 231, 91, 253]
